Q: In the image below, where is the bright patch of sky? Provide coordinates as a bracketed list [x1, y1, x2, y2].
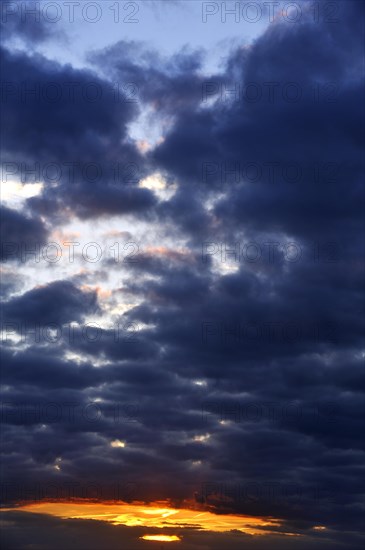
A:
[6, 1, 274, 73]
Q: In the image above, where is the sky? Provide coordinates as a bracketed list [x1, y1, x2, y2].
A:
[0, 1, 364, 548]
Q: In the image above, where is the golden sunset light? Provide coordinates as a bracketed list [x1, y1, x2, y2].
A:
[3, 501, 285, 536]
[141, 535, 181, 542]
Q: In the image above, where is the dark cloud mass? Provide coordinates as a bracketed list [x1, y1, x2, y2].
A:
[2, 280, 99, 325]
[0, 1, 364, 549]
[0, 44, 155, 221]
[0, 205, 48, 261]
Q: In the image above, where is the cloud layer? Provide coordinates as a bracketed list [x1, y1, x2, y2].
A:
[1, 1, 364, 548]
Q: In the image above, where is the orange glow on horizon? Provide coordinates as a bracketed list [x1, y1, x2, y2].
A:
[1, 500, 290, 536]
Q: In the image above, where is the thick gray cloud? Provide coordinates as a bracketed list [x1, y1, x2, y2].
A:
[0, 45, 156, 221]
[1, 205, 48, 262]
[0, 2, 364, 549]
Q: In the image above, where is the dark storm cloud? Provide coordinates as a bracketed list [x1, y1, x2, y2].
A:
[75, 0, 365, 536]
[28, 184, 157, 222]
[0, 45, 156, 220]
[0, 1, 364, 548]
[2, 280, 99, 325]
[0, 45, 134, 162]
[0, 205, 48, 262]
[148, 2, 364, 242]
[0, 346, 103, 390]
